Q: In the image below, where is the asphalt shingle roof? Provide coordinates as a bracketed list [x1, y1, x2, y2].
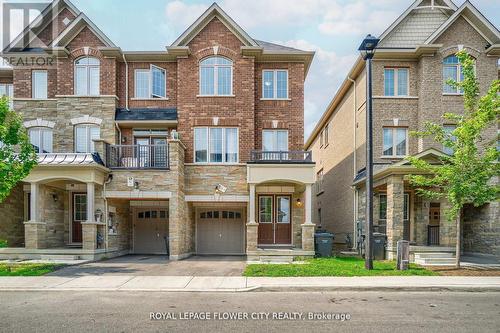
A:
[115, 108, 178, 121]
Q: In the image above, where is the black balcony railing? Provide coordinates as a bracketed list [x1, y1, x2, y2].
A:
[427, 225, 440, 246]
[106, 144, 169, 169]
[249, 150, 313, 164]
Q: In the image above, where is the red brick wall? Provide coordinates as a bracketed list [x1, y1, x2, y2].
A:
[37, 8, 76, 47]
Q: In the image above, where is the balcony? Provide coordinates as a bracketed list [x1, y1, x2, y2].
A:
[248, 150, 313, 164]
[105, 144, 169, 169]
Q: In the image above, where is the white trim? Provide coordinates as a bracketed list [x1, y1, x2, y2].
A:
[51, 13, 116, 47]
[193, 127, 239, 164]
[374, 96, 418, 99]
[74, 56, 100, 96]
[382, 127, 409, 158]
[198, 56, 233, 96]
[104, 191, 172, 199]
[262, 69, 289, 99]
[31, 70, 48, 99]
[383, 67, 409, 97]
[70, 115, 102, 126]
[24, 118, 55, 129]
[134, 65, 167, 99]
[185, 195, 249, 202]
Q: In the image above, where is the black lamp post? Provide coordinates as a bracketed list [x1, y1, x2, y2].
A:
[358, 34, 379, 270]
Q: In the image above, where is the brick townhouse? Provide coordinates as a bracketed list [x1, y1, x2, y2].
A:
[305, 0, 500, 262]
[0, 0, 316, 261]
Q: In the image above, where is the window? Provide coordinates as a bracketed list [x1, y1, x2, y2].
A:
[379, 194, 387, 220]
[73, 194, 87, 221]
[383, 127, 407, 157]
[32, 70, 47, 99]
[316, 169, 324, 194]
[199, 56, 232, 96]
[324, 123, 329, 146]
[443, 55, 463, 94]
[134, 65, 167, 98]
[28, 127, 53, 153]
[262, 70, 288, 99]
[384, 68, 408, 96]
[75, 57, 100, 96]
[259, 196, 273, 223]
[194, 127, 238, 163]
[276, 196, 290, 223]
[262, 130, 288, 151]
[0, 84, 13, 109]
[443, 125, 457, 155]
[75, 124, 100, 153]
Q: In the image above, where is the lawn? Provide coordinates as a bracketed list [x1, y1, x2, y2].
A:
[0, 263, 62, 276]
[244, 256, 438, 277]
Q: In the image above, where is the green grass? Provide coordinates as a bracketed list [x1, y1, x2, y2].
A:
[0, 263, 62, 276]
[243, 256, 438, 277]
[0, 240, 7, 248]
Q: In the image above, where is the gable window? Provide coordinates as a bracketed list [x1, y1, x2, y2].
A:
[29, 127, 53, 153]
[262, 130, 288, 151]
[194, 127, 238, 163]
[75, 57, 100, 96]
[199, 56, 232, 96]
[443, 125, 457, 155]
[384, 68, 408, 96]
[134, 65, 167, 99]
[75, 124, 100, 153]
[383, 127, 407, 157]
[262, 70, 288, 99]
[0, 84, 13, 108]
[32, 70, 47, 99]
[443, 55, 463, 94]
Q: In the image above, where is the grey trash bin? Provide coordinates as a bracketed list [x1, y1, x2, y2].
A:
[315, 232, 334, 257]
[372, 233, 387, 260]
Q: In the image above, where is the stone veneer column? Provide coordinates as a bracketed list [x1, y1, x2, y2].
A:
[168, 140, 186, 260]
[24, 182, 47, 249]
[301, 184, 315, 251]
[246, 184, 258, 252]
[386, 176, 405, 259]
[414, 196, 430, 245]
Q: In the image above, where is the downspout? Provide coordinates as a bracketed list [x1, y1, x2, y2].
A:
[122, 53, 129, 111]
[348, 76, 357, 249]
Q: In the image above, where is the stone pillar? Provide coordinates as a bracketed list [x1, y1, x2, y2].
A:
[301, 184, 315, 251]
[440, 200, 457, 247]
[82, 223, 97, 250]
[24, 183, 47, 249]
[86, 182, 95, 223]
[246, 184, 258, 252]
[414, 196, 429, 245]
[386, 176, 405, 259]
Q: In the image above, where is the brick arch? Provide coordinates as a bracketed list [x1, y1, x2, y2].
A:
[69, 47, 103, 61]
[441, 45, 480, 60]
[194, 45, 237, 62]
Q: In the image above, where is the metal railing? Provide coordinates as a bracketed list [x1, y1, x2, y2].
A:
[250, 150, 313, 163]
[427, 225, 440, 246]
[106, 144, 169, 169]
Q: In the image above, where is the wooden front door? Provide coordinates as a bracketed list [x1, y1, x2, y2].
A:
[428, 203, 440, 245]
[258, 195, 292, 245]
[72, 193, 86, 243]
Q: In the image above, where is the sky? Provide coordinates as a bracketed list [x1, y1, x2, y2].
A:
[19, 0, 500, 138]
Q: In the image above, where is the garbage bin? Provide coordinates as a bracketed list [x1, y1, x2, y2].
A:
[372, 232, 387, 260]
[315, 232, 334, 257]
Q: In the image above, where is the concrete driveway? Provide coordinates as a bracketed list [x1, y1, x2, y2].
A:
[48, 255, 246, 277]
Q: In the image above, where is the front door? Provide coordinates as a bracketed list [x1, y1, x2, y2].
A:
[258, 195, 292, 245]
[152, 138, 167, 168]
[72, 193, 86, 243]
[428, 203, 440, 245]
[134, 208, 169, 254]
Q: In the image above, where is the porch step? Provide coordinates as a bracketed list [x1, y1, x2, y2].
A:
[39, 254, 82, 261]
[414, 252, 456, 259]
[258, 256, 294, 263]
[413, 252, 456, 266]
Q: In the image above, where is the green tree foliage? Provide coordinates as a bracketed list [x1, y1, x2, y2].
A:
[0, 97, 37, 203]
[407, 50, 499, 267]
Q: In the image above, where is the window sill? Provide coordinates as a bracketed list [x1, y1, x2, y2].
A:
[131, 97, 169, 101]
[196, 95, 235, 98]
[55, 95, 119, 99]
[374, 96, 418, 99]
[442, 93, 464, 96]
[380, 155, 407, 159]
[260, 98, 291, 101]
[15, 98, 57, 101]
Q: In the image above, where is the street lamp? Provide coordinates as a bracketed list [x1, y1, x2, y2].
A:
[358, 34, 379, 270]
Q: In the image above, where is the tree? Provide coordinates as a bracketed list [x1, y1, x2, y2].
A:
[0, 97, 37, 203]
[407, 50, 499, 268]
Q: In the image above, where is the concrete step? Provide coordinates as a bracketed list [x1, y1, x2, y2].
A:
[40, 254, 81, 261]
[259, 256, 294, 263]
[414, 252, 456, 259]
[415, 258, 457, 266]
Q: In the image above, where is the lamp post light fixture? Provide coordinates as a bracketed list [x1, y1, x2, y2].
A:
[358, 34, 379, 270]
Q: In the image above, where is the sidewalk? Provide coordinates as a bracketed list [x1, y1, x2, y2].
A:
[0, 275, 499, 292]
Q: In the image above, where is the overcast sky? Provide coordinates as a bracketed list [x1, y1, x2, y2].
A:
[67, 0, 499, 139]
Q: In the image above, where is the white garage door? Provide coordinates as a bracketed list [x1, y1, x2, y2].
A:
[196, 209, 245, 255]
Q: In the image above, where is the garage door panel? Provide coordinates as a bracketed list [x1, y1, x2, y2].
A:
[197, 209, 244, 255]
[134, 208, 169, 254]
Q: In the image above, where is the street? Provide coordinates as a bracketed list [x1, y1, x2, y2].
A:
[0, 291, 499, 332]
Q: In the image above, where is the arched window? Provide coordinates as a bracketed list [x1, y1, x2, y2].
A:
[29, 127, 53, 153]
[199, 56, 232, 96]
[443, 55, 463, 94]
[75, 57, 100, 96]
[74, 124, 100, 153]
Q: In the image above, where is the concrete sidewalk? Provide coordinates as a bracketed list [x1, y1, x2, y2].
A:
[0, 275, 499, 292]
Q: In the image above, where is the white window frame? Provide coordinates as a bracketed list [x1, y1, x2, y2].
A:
[28, 127, 53, 153]
[74, 124, 100, 153]
[193, 127, 239, 164]
[198, 56, 233, 96]
[382, 127, 408, 158]
[134, 65, 167, 99]
[262, 69, 289, 100]
[383, 67, 409, 97]
[32, 70, 48, 99]
[262, 129, 288, 151]
[443, 55, 465, 95]
[74, 57, 100, 96]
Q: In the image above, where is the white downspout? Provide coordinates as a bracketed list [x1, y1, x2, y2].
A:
[122, 53, 129, 111]
[348, 76, 357, 249]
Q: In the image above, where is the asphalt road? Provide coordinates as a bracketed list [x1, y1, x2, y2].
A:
[1, 291, 499, 333]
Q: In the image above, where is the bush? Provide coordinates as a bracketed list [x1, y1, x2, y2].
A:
[0, 239, 8, 248]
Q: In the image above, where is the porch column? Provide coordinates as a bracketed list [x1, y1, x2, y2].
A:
[86, 182, 95, 223]
[82, 182, 98, 251]
[246, 184, 258, 252]
[386, 175, 405, 260]
[301, 184, 315, 252]
[24, 182, 47, 249]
